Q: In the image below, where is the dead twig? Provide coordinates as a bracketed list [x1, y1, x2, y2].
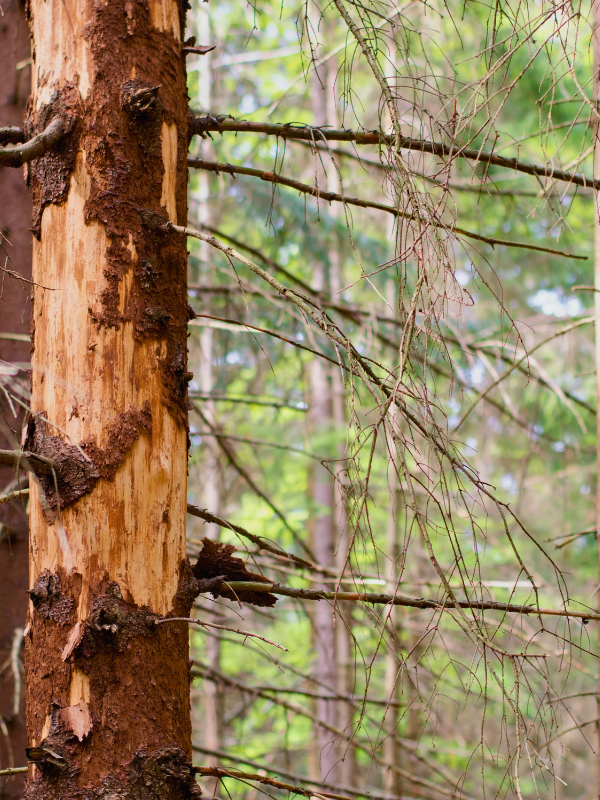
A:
[154, 616, 288, 650]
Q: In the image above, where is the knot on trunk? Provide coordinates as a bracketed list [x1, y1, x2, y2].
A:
[121, 80, 162, 118]
[29, 570, 74, 626]
[129, 747, 202, 799]
[63, 588, 158, 661]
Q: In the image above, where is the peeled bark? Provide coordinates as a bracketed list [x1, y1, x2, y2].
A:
[0, 2, 33, 794]
[24, 1, 196, 798]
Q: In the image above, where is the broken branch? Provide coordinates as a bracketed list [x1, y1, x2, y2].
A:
[195, 765, 355, 800]
[0, 449, 54, 475]
[0, 116, 67, 168]
[186, 504, 331, 575]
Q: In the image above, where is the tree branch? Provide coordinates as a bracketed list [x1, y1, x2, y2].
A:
[0, 126, 25, 145]
[0, 488, 29, 505]
[195, 765, 353, 800]
[190, 314, 346, 367]
[188, 157, 587, 259]
[190, 116, 599, 190]
[192, 665, 472, 799]
[186, 503, 335, 577]
[192, 746, 399, 800]
[211, 580, 599, 622]
[0, 767, 28, 777]
[191, 403, 318, 563]
[0, 449, 54, 476]
[189, 391, 307, 411]
[154, 617, 287, 650]
[0, 116, 67, 168]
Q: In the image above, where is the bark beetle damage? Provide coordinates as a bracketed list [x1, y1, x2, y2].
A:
[25, 573, 196, 799]
[78, 0, 190, 426]
[25, 85, 81, 238]
[24, 403, 151, 511]
[192, 538, 277, 607]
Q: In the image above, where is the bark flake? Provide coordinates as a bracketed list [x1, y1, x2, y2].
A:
[192, 538, 277, 607]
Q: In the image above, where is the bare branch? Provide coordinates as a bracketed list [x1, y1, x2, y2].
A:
[0, 126, 25, 145]
[196, 765, 343, 800]
[188, 157, 587, 259]
[155, 616, 287, 650]
[211, 580, 600, 623]
[186, 505, 329, 574]
[0, 767, 28, 777]
[190, 116, 599, 190]
[192, 746, 399, 800]
[0, 488, 29, 505]
[0, 449, 54, 476]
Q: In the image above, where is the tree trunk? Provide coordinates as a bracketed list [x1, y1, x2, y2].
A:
[306, 10, 340, 783]
[192, 5, 224, 775]
[24, 1, 197, 798]
[383, 468, 401, 797]
[0, 4, 32, 795]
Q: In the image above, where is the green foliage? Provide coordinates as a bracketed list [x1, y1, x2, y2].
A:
[184, 1, 600, 797]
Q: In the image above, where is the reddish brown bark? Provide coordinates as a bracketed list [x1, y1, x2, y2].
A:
[0, 1, 33, 796]
[22, 0, 196, 797]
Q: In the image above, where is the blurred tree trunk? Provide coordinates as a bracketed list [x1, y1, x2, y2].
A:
[23, 1, 198, 798]
[383, 468, 401, 797]
[0, 3, 32, 795]
[193, 4, 224, 778]
[307, 11, 345, 782]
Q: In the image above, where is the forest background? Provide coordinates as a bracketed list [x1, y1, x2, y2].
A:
[2, 0, 600, 798]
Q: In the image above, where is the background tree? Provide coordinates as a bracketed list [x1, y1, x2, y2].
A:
[0, 1, 32, 796]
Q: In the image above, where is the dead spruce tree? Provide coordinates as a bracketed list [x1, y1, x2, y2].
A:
[1, 0, 199, 797]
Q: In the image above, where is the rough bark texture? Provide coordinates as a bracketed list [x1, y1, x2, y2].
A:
[0, 1, 33, 795]
[25, 0, 194, 796]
